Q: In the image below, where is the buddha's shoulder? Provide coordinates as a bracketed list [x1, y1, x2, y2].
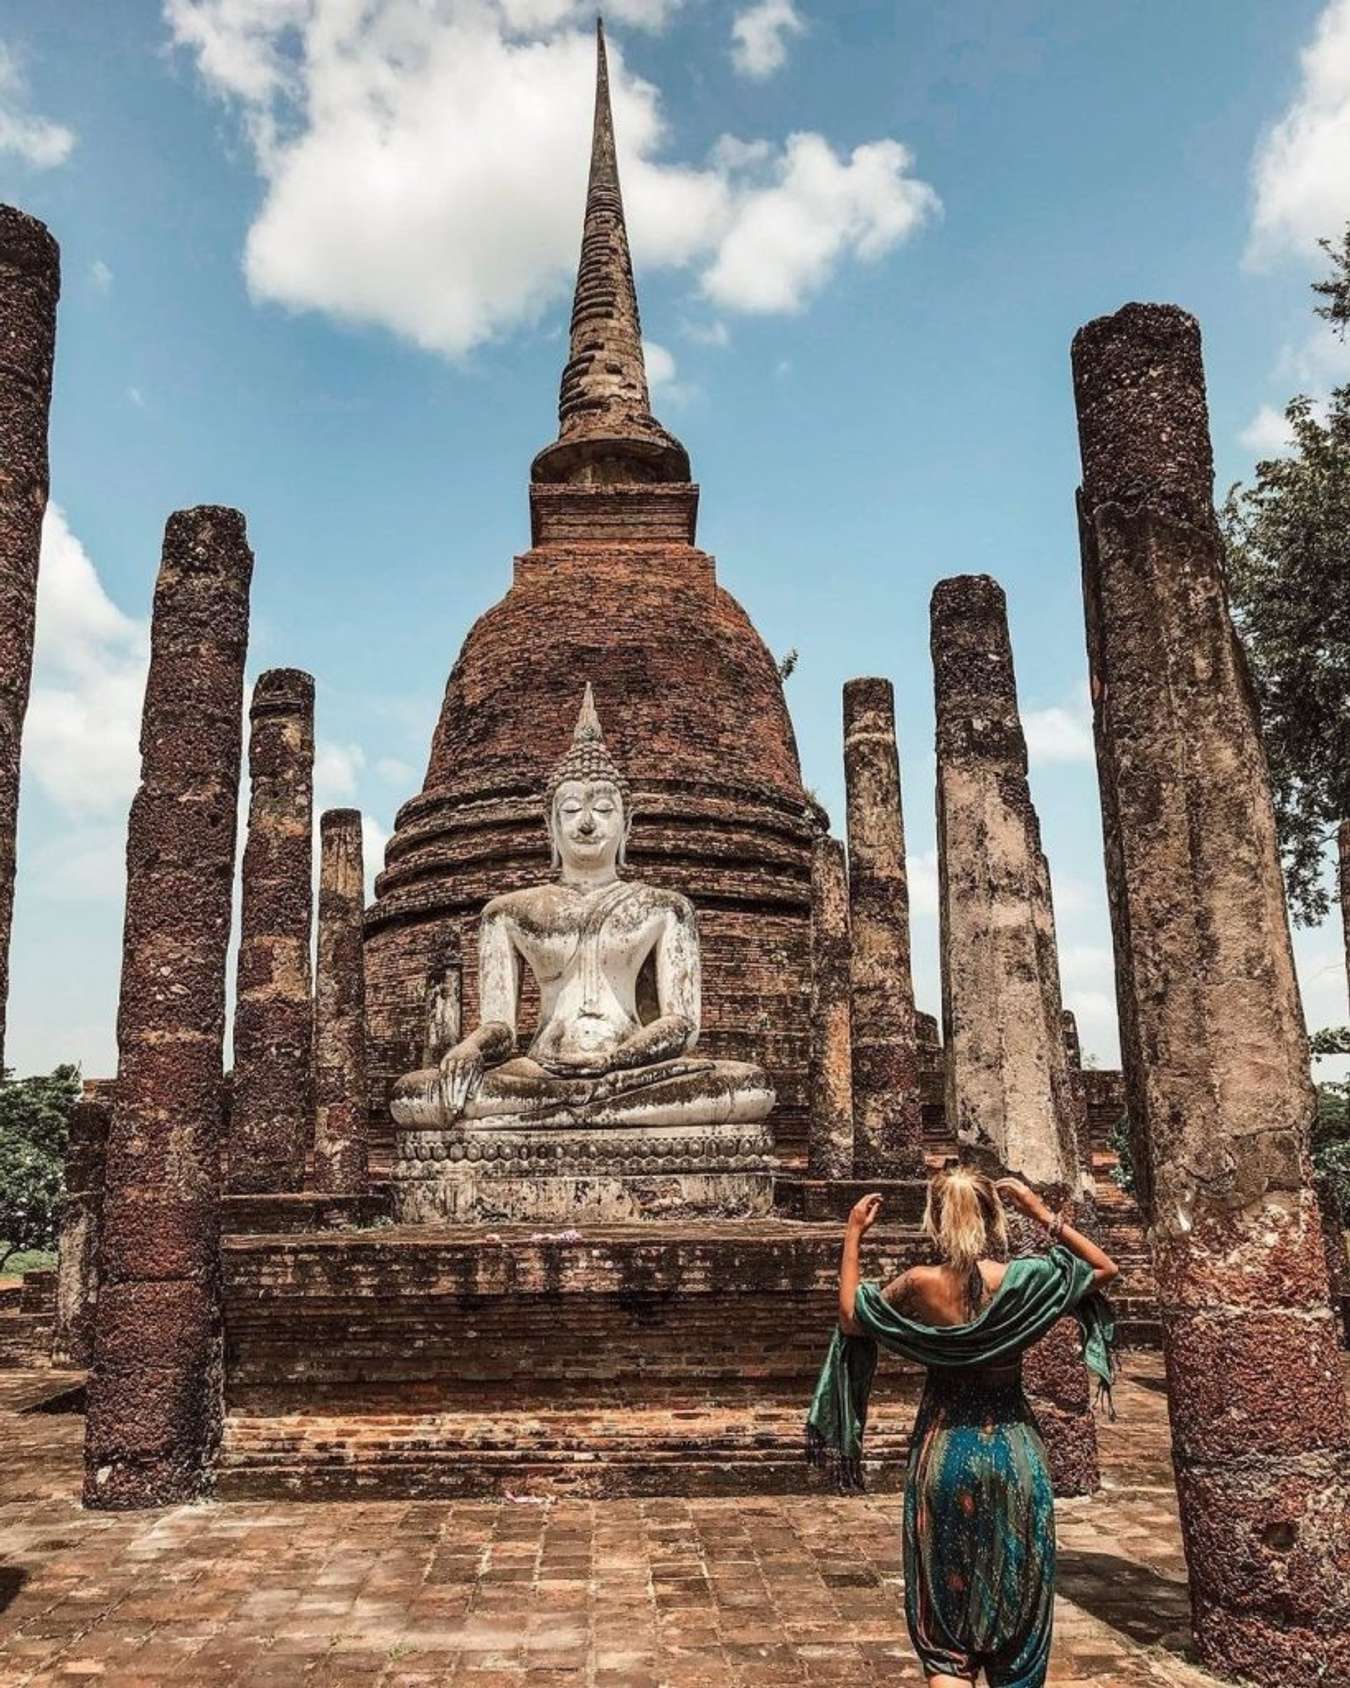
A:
[481, 885, 549, 921]
[630, 883, 696, 922]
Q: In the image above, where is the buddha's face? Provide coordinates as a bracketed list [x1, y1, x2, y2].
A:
[551, 779, 628, 875]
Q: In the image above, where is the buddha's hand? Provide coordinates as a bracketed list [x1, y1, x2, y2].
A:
[438, 1045, 484, 1119]
[537, 1050, 610, 1078]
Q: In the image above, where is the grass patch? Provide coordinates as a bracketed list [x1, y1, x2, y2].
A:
[0, 1248, 56, 1277]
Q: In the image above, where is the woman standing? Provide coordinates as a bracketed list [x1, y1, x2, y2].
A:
[807, 1168, 1117, 1688]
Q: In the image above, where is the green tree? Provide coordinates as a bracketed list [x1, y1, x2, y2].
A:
[0, 1065, 81, 1273]
[1220, 223, 1350, 926]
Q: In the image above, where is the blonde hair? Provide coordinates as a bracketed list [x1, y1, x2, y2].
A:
[922, 1167, 1008, 1276]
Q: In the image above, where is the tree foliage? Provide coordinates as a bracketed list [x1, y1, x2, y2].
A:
[0, 1065, 80, 1273]
[1314, 1080, 1350, 1230]
[1220, 224, 1350, 926]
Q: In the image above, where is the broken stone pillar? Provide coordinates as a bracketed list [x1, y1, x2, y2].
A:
[1073, 302, 1349, 1684]
[421, 946, 462, 1069]
[228, 668, 315, 1194]
[931, 575, 1087, 1193]
[842, 678, 923, 1177]
[1340, 819, 1350, 1010]
[808, 836, 853, 1180]
[52, 1098, 109, 1369]
[1060, 1009, 1095, 1215]
[0, 207, 59, 1071]
[931, 574, 1099, 1496]
[313, 809, 368, 1193]
[84, 507, 252, 1509]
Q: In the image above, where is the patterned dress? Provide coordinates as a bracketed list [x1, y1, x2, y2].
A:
[901, 1279, 1055, 1686]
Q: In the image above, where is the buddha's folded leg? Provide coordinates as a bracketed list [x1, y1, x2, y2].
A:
[391, 1058, 587, 1127]
[570, 1060, 775, 1127]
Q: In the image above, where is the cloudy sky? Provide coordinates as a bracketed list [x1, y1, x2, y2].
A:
[2, 0, 1350, 1078]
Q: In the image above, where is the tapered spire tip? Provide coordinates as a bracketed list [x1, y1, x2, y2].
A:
[530, 14, 689, 486]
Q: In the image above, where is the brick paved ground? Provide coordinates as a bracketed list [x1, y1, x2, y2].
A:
[0, 1357, 1235, 1686]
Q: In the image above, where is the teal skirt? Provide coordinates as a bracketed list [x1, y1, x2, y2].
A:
[903, 1368, 1054, 1687]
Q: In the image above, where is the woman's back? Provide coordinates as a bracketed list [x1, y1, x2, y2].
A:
[890, 1258, 1008, 1327]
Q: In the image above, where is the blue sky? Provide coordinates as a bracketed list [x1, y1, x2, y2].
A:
[3, 0, 1350, 1078]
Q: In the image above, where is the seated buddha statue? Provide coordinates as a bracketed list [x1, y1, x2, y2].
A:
[390, 686, 775, 1133]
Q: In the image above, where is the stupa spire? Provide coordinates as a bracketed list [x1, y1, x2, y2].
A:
[531, 18, 690, 485]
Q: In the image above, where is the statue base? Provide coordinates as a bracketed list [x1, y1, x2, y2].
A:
[391, 1117, 776, 1224]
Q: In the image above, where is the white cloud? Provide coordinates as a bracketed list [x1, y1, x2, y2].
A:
[683, 317, 729, 347]
[314, 739, 366, 800]
[643, 338, 677, 391]
[23, 505, 148, 816]
[1048, 874, 1096, 916]
[1248, 0, 1350, 265]
[375, 755, 416, 785]
[0, 40, 75, 168]
[907, 847, 940, 917]
[25, 822, 129, 904]
[127, 386, 146, 408]
[90, 259, 114, 291]
[1059, 942, 1114, 990]
[730, 0, 805, 80]
[700, 133, 939, 314]
[1276, 321, 1350, 386]
[1023, 704, 1093, 765]
[164, 2, 937, 354]
[361, 813, 388, 900]
[1239, 402, 1298, 457]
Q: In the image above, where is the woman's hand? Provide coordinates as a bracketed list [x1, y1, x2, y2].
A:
[847, 1193, 884, 1235]
[840, 1193, 882, 1333]
[996, 1177, 1051, 1222]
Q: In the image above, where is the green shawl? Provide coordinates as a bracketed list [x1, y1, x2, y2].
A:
[805, 1246, 1117, 1492]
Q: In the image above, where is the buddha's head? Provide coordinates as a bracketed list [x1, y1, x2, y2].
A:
[545, 684, 633, 874]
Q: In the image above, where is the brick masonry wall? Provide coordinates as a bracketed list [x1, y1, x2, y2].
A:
[223, 1228, 930, 1393]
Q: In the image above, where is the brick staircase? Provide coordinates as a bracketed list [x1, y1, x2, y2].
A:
[1090, 1156, 1161, 1349]
[0, 1269, 56, 1369]
[219, 1377, 918, 1501]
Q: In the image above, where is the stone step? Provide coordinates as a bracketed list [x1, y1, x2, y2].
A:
[772, 1177, 928, 1223]
[222, 1188, 394, 1234]
[217, 1382, 917, 1502]
[0, 1311, 52, 1370]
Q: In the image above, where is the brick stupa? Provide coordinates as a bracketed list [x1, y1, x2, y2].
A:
[365, 22, 819, 1148]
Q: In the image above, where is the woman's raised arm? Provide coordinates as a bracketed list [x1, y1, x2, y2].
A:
[837, 1193, 883, 1333]
[997, 1177, 1119, 1290]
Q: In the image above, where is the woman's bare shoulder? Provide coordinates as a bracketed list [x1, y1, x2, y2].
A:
[881, 1264, 930, 1307]
[978, 1259, 1009, 1294]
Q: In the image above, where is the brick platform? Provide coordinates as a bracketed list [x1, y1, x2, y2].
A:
[0, 1356, 1243, 1685]
[217, 1215, 1171, 1504]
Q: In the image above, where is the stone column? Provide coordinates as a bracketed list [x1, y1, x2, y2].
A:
[1060, 1009, 1095, 1215]
[1073, 302, 1349, 1684]
[422, 945, 463, 1069]
[52, 1099, 109, 1369]
[0, 207, 59, 1070]
[313, 808, 367, 1193]
[931, 576, 1085, 1192]
[84, 507, 252, 1509]
[842, 678, 923, 1176]
[1339, 819, 1350, 1011]
[227, 669, 315, 1194]
[931, 574, 1099, 1496]
[808, 836, 853, 1180]
[1061, 1009, 1082, 1070]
